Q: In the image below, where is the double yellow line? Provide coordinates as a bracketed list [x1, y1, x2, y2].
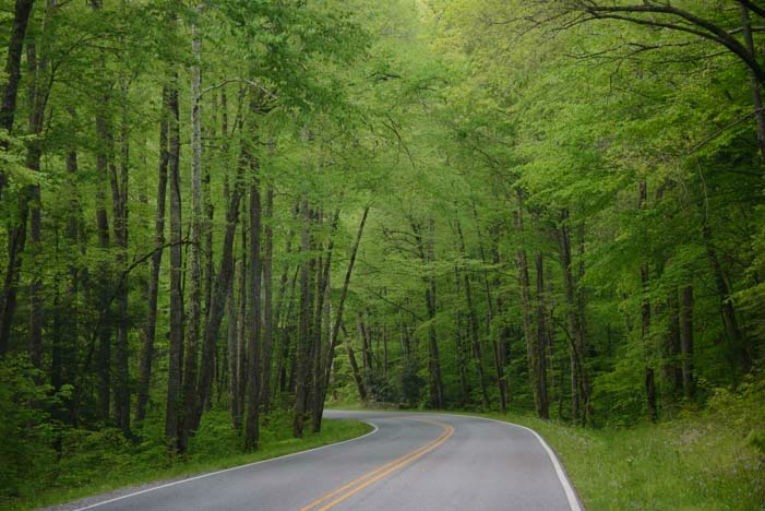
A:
[300, 420, 454, 511]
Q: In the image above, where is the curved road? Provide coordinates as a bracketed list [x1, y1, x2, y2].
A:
[66, 411, 583, 511]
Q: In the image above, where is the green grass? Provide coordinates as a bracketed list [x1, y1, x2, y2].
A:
[471, 405, 765, 511]
[9, 413, 371, 511]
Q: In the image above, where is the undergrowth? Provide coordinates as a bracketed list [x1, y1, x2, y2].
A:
[2, 408, 370, 511]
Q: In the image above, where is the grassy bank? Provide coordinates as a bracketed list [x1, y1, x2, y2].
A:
[478, 384, 765, 510]
[7, 412, 370, 511]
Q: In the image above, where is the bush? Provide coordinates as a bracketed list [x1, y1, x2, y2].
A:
[0, 356, 58, 501]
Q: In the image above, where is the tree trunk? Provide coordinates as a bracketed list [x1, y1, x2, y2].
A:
[181, 15, 204, 448]
[244, 170, 263, 450]
[534, 251, 550, 420]
[136, 85, 170, 426]
[260, 185, 275, 411]
[739, 2, 765, 161]
[165, 70, 184, 452]
[557, 208, 589, 425]
[680, 284, 695, 399]
[0, 0, 35, 200]
[111, 96, 131, 437]
[639, 180, 658, 423]
[194, 163, 244, 430]
[293, 198, 313, 438]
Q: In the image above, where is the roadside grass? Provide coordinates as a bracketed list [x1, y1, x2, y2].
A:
[493, 413, 763, 511]
[8, 412, 371, 511]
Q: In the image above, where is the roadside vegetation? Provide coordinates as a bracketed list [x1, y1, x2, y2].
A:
[1, 395, 370, 511]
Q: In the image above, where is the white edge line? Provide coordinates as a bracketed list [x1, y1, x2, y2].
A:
[437, 412, 584, 511]
[72, 420, 380, 511]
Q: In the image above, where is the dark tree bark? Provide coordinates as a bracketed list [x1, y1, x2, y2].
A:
[193, 161, 244, 431]
[557, 208, 590, 425]
[260, 185, 275, 411]
[680, 285, 695, 399]
[0, 0, 37, 355]
[533, 251, 550, 420]
[455, 220, 490, 409]
[136, 86, 170, 426]
[244, 170, 263, 450]
[638, 181, 658, 423]
[293, 198, 314, 437]
[0, 0, 35, 169]
[165, 72, 184, 452]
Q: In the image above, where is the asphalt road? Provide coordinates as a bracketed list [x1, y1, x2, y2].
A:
[65, 410, 583, 511]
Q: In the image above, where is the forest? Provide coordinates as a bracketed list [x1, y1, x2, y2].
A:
[1, 0, 764, 509]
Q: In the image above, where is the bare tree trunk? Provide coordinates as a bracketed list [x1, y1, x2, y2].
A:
[680, 285, 695, 399]
[0, 0, 35, 197]
[111, 92, 131, 437]
[293, 198, 313, 437]
[702, 223, 750, 375]
[194, 164, 244, 430]
[136, 86, 170, 426]
[638, 181, 658, 422]
[244, 172, 262, 450]
[534, 251, 550, 420]
[181, 15, 203, 449]
[558, 208, 589, 425]
[260, 186, 275, 411]
[739, 2, 765, 161]
[165, 70, 184, 452]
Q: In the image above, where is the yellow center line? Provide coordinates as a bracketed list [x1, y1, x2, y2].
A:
[300, 419, 454, 511]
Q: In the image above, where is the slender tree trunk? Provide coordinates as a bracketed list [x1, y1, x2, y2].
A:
[455, 220, 489, 408]
[244, 170, 262, 450]
[293, 198, 313, 437]
[136, 86, 170, 426]
[534, 251, 550, 420]
[639, 181, 658, 422]
[558, 208, 589, 425]
[680, 285, 695, 399]
[194, 164, 244, 430]
[181, 16, 203, 448]
[260, 186, 275, 411]
[165, 70, 184, 452]
[702, 223, 750, 375]
[515, 192, 543, 418]
[343, 323, 367, 402]
[739, 2, 765, 161]
[0, 0, 34, 195]
[111, 95, 131, 437]
[26, 38, 45, 370]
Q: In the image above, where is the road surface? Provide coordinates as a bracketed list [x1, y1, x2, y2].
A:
[61, 410, 583, 511]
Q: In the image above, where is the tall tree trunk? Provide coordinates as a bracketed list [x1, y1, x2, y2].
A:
[739, 2, 765, 161]
[165, 70, 184, 452]
[244, 169, 262, 450]
[181, 15, 203, 449]
[557, 208, 589, 425]
[680, 285, 695, 399]
[0, 0, 34, 198]
[455, 220, 489, 409]
[136, 86, 170, 426]
[639, 180, 658, 423]
[293, 198, 313, 437]
[194, 164, 244, 430]
[702, 223, 750, 374]
[0, 0, 36, 355]
[260, 185, 275, 411]
[25, 37, 45, 370]
[515, 192, 543, 418]
[534, 251, 550, 420]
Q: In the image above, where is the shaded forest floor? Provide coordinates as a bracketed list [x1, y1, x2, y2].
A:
[7, 414, 370, 511]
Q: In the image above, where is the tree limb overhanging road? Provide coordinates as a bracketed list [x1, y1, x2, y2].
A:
[61, 411, 583, 511]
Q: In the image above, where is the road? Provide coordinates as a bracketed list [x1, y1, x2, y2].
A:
[65, 410, 583, 511]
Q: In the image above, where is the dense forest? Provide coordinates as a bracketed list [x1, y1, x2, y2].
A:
[1, 0, 764, 506]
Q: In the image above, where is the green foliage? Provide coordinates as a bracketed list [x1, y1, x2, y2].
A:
[0, 357, 57, 502]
